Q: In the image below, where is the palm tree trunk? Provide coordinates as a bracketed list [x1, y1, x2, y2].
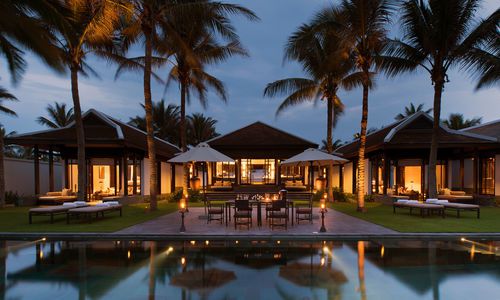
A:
[180, 81, 189, 198]
[428, 79, 444, 199]
[144, 28, 157, 211]
[356, 83, 369, 212]
[70, 64, 86, 202]
[327, 96, 334, 202]
[0, 134, 5, 208]
[326, 96, 333, 154]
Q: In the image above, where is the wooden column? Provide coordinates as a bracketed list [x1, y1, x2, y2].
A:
[473, 151, 479, 194]
[64, 159, 69, 189]
[421, 158, 426, 200]
[157, 161, 162, 195]
[170, 163, 176, 193]
[113, 158, 118, 195]
[132, 154, 137, 195]
[123, 154, 128, 196]
[34, 145, 40, 195]
[383, 155, 390, 195]
[48, 147, 54, 192]
[460, 157, 465, 190]
[339, 164, 344, 192]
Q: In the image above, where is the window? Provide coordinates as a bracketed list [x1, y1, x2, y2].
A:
[240, 159, 276, 185]
[480, 157, 495, 195]
[280, 165, 304, 184]
[213, 162, 235, 182]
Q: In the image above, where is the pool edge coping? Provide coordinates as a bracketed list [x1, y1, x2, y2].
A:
[1, 232, 500, 241]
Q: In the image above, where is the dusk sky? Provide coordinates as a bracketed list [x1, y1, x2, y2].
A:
[1, 0, 498, 146]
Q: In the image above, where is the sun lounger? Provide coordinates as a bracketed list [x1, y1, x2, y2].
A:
[426, 199, 480, 218]
[29, 202, 88, 224]
[66, 203, 122, 224]
[393, 200, 445, 218]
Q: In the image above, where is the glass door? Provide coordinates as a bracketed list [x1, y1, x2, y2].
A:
[240, 159, 276, 185]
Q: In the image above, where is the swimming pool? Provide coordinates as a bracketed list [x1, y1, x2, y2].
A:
[1, 239, 499, 299]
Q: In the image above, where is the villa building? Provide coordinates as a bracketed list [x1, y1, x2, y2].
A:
[205, 121, 318, 190]
[5, 109, 183, 199]
[334, 112, 500, 199]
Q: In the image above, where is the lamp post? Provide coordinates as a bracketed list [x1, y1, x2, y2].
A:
[319, 202, 327, 233]
[179, 199, 187, 232]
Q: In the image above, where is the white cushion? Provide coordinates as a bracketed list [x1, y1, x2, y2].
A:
[74, 201, 86, 206]
[407, 200, 419, 204]
[63, 202, 77, 207]
[396, 199, 409, 203]
[426, 198, 439, 204]
[106, 201, 120, 206]
[95, 203, 110, 207]
[437, 200, 449, 204]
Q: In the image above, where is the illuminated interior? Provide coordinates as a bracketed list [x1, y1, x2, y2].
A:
[241, 159, 276, 185]
[480, 157, 495, 195]
[213, 162, 236, 182]
[127, 163, 141, 195]
[280, 165, 304, 184]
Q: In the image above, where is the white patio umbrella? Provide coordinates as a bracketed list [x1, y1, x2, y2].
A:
[168, 143, 234, 215]
[281, 148, 348, 192]
[168, 142, 234, 191]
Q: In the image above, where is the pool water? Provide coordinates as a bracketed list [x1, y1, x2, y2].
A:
[1, 239, 499, 299]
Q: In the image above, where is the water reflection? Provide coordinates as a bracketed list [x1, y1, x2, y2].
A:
[1, 239, 499, 299]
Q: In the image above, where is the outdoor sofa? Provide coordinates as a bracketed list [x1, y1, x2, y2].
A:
[38, 189, 77, 205]
[393, 199, 445, 218]
[29, 201, 87, 224]
[437, 188, 474, 202]
[426, 199, 480, 218]
[66, 202, 122, 224]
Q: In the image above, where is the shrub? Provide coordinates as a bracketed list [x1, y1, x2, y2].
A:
[5, 191, 19, 206]
[187, 189, 204, 203]
[167, 189, 183, 203]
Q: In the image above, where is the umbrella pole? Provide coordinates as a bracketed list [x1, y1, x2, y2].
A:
[203, 162, 207, 216]
[310, 162, 314, 193]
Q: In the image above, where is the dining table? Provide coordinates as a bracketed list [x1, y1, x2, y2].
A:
[225, 199, 294, 227]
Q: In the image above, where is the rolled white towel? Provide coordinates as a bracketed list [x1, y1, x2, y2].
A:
[106, 201, 120, 206]
[63, 202, 77, 207]
[407, 200, 419, 204]
[95, 203, 110, 207]
[436, 200, 449, 204]
[396, 199, 409, 203]
[74, 201, 86, 206]
[426, 198, 439, 204]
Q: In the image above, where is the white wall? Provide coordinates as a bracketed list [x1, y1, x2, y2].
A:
[464, 159, 474, 190]
[343, 162, 353, 193]
[175, 164, 184, 189]
[4, 157, 63, 196]
[331, 165, 340, 188]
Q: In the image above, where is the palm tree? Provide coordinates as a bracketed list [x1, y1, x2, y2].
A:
[0, 0, 64, 84]
[264, 21, 361, 154]
[186, 113, 219, 146]
[442, 113, 482, 130]
[0, 88, 17, 207]
[380, 0, 499, 198]
[116, 0, 257, 209]
[395, 102, 432, 120]
[321, 139, 344, 151]
[45, 0, 126, 201]
[37, 102, 74, 128]
[312, 0, 395, 211]
[129, 100, 180, 145]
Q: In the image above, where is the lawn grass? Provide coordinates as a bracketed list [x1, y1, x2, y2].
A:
[331, 202, 500, 233]
[0, 201, 182, 233]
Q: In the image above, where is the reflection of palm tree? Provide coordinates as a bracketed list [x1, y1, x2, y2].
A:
[78, 245, 87, 300]
[149, 242, 156, 300]
[357, 241, 367, 300]
[428, 243, 440, 300]
[1, 240, 6, 300]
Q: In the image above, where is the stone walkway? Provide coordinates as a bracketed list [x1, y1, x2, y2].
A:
[116, 207, 397, 236]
